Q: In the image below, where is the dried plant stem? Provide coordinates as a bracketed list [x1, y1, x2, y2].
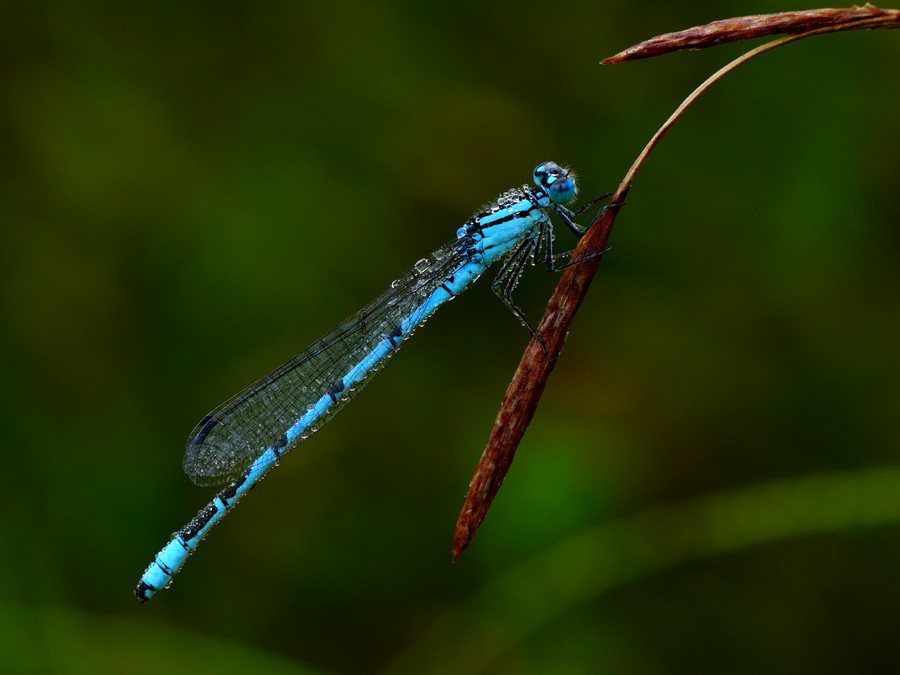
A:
[453, 16, 896, 559]
[604, 5, 900, 62]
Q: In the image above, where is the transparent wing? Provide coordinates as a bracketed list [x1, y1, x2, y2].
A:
[183, 236, 467, 486]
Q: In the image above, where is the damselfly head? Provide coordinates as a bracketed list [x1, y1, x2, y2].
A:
[533, 161, 577, 205]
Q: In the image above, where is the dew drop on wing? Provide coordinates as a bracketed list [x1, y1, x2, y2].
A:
[414, 258, 429, 273]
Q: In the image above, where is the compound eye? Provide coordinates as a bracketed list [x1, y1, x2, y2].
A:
[548, 176, 576, 204]
[533, 161, 576, 203]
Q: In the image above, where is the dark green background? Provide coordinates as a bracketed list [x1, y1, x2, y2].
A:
[1, 2, 898, 673]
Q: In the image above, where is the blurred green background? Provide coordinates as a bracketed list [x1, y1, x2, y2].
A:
[1, 2, 898, 673]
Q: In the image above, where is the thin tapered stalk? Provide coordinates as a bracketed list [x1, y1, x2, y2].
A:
[454, 8, 900, 559]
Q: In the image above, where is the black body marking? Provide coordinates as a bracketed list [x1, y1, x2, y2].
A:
[180, 503, 219, 540]
[219, 473, 248, 501]
[135, 580, 155, 603]
[272, 433, 288, 453]
[327, 379, 345, 402]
